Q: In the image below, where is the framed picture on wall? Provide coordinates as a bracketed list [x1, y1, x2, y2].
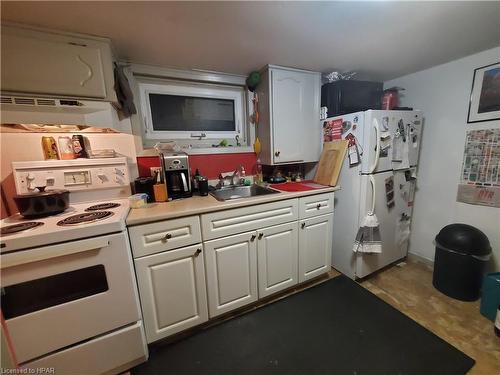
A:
[467, 62, 500, 123]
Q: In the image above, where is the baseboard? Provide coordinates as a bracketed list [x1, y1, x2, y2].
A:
[407, 252, 434, 269]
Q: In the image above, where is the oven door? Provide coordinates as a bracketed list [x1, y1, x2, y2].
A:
[1, 232, 141, 364]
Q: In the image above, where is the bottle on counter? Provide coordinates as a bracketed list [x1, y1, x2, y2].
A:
[192, 169, 201, 192]
[255, 158, 263, 185]
[153, 170, 168, 202]
[42, 136, 59, 160]
[58, 136, 76, 160]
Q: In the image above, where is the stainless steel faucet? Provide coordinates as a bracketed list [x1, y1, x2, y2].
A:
[216, 165, 246, 189]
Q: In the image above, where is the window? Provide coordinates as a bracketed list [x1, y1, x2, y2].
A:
[138, 80, 246, 141]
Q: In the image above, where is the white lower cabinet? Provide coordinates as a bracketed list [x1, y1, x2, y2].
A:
[130, 193, 334, 343]
[298, 213, 333, 282]
[134, 244, 208, 343]
[257, 222, 299, 298]
[204, 231, 258, 317]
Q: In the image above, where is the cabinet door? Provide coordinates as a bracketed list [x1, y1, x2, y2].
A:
[204, 231, 258, 317]
[299, 213, 333, 282]
[1, 33, 107, 99]
[257, 222, 298, 298]
[134, 244, 208, 343]
[271, 68, 321, 164]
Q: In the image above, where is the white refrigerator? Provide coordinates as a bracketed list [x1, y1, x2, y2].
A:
[329, 110, 423, 279]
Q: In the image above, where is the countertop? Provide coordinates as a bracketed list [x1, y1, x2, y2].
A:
[126, 185, 340, 226]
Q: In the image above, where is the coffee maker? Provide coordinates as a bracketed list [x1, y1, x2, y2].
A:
[160, 152, 192, 200]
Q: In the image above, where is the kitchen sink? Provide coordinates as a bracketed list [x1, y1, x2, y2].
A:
[210, 184, 280, 201]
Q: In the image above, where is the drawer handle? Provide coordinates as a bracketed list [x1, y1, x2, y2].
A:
[195, 248, 202, 257]
[301, 222, 306, 229]
[258, 233, 264, 240]
[316, 204, 321, 210]
[274, 151, 281, 157]
[250, 234, 256, 242]
[162, 233, 172, 242]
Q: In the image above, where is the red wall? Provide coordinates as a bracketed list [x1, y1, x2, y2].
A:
[137, 152, 257, 179]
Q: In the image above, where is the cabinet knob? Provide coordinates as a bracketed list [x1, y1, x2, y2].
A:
[316, 204, 321, 210]
[195, 248, 202, 257]
[258, 233, 264, 240]
[250, 234, 256, 242]
[274, 151, 281, 157]
[301, 222, 306, 229]
[162, 233, 172, 242]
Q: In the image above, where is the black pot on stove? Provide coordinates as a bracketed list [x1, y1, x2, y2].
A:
[13, 188, 70, 218]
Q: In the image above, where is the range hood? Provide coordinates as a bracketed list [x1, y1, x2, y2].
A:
[0, 95, 111, 114]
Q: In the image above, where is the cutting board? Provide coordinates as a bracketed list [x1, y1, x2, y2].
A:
[314, 140, 348, 186]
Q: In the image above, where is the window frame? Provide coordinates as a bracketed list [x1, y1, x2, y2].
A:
[138, 80, 246, 141]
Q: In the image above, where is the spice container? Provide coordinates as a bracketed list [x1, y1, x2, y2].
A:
[42, 136, 59, 160]
[58, 136, 75, 160]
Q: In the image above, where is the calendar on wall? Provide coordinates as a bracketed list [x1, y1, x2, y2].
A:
[457, 128, 500, 207]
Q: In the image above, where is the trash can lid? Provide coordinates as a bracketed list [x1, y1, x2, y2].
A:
[435, 224, 491, 256]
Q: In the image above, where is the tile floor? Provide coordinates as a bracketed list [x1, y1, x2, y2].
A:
[360, 259, 500, 375]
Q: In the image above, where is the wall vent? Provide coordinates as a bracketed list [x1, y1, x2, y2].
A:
[0, 96, 13, 104]
[36, 99, 56, 106]
[14, 97, 36, 105]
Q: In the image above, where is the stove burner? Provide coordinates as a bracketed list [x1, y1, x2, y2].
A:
[57, 211, 114, 226]
[85, 203, 121, 211]
[1, 221, 44, 235]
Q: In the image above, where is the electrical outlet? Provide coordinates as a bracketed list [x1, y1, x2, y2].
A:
[150, 167, 161, 177]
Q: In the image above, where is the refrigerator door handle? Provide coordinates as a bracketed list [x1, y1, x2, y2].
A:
[370, 118, 381, 173]
[369, 174, 376, 215]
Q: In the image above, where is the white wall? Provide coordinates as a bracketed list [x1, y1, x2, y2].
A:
[385, 46, 500, 270]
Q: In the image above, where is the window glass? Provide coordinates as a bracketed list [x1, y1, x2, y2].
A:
[149, 94, 235, 132]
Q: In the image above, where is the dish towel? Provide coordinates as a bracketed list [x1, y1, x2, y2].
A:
[352, 213, 382, 254]
[112, 62, 137, 119]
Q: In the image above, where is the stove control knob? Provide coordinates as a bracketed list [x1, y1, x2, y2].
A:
[98, 173, 107, 182]
[27, 173, 36, 191]
[115, 168, 125, 176]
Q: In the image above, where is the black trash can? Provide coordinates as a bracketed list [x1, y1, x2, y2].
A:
[433, 224, 491, 301]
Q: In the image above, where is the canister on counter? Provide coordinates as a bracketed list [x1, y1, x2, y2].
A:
[42, 136, 59, 160]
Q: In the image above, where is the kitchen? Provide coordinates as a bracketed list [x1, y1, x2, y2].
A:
[1, 2, 500, 375]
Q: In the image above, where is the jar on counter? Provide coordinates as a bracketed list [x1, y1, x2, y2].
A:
[58, 136, 75, 160]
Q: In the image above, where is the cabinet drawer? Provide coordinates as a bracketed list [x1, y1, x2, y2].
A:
[201, 199, 298, 240]
[299, 192, 334, 219]
[129, 216, 202, 258]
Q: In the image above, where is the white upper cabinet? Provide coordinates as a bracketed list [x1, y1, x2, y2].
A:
[1, 25, 116, 101]
[256, 65, 321, 165]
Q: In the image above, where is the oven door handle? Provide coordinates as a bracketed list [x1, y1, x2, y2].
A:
[1, 237, 110, 269]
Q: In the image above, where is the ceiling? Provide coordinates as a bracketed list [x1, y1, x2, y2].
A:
[2, 1, 500, 81]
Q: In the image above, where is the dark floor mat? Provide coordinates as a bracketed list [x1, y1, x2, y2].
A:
[133, 275, 475, 375]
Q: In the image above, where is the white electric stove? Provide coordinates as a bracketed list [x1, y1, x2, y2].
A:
[0, 158, 147, 374]
[0, 198, 129, 253]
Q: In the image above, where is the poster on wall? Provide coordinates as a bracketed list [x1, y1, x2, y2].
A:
[467, 62, 500, 123]
[457, 128, 500, 207]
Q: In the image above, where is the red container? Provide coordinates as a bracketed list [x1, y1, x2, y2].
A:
[382, 90, 398, 110]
